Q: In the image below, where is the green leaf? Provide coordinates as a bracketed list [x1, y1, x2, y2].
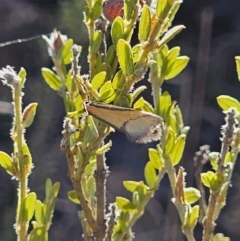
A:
[235, 56, 240, 81]
[133, 97, 144, 109]
[184, 188, 201, 204]
[68, 190, 80, 204]
[209, 152, 219, 170]
[159, 25, 185, 47]
[217, 95, 240, 111]
[41, 68, 61, 90]
[116, 197, 136, 211]
[18, 67, 27, 89]
[22, 103, 38, 128]
[87, 176, 96, 198]
[106, 45, 116, 65]
[96, 63, 112, 81]
[156, 0, 168, 19]
[99, 81, 114, 101]
[22, 142, 32, 171]
[61, 39, 74, 65]
[112, 70, 126, 90]
[111, 17, 124, 47]
[163, 128, 175, 156]
[35, 200, 44, 225]
[91, 0, 102, 20]
[131, 86, 147, 102]
[45, 178, 52, 200]
[144, 161, 157, 188]
[201, 171, 215, 188]
[224, 151, 235, 165]
[132, 44, 141, 63]
[187, 205, 199, 229]
[169, 134, 186, 166]
[0, 151, 14, 175]
[139, 5, 151, 42]
[124, 181, 140, 193]
[117, 39, 134, 76]
[84, 160, 97, 176]
[157, 91, 171, 118]
[124, 0, 136, 20]
[165, 56, 189, 80]
[92, 71, 106, 89]
[142, 100, 155, 113]
[213, 233, 230, 241]
[91, 31, 103, 54]
[29, 227, 47, 241]
[22, 192, 36, 222]
[210, 172, 225, 192]
[96, 141, 112, 155]
[148, 148, 163, 170]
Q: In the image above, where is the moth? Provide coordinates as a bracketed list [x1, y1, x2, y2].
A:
[85, 101, 163, 144]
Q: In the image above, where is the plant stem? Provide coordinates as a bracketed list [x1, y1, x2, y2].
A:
[95, 150, 107, 240]
[14, 84, 28, 241]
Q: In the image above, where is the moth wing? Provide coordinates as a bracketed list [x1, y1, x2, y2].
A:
[121, 115, 162, 144]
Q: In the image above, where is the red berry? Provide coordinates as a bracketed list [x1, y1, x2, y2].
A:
[103, 0, 124, 22]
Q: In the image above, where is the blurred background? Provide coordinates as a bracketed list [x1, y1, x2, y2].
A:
[0, 0, 240, 240]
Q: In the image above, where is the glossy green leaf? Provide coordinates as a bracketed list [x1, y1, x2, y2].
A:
[41, 68, 61, 90]
[188, 205, 199, 229]
[68, 190, 80, 204]
[92, 71, 106, 89]
[18, 67, 27, 89]
[91, 0, 102, 20]
[157, 91, 171, 118]
[22, 192, 36, 222]
[116, 197, 136, 211]
[133, 97, 144, 109]
[139, 5, 151, 42]
[106, 45, 115, 65]
[0, 152, 14, 175]
[184, 188, 201, 204]
[112, 70, 126, 90]
[165, 56, 189, 80]
[156, 0, 168, 18]
[201, 171, 215, 188]
[61, 39, 74, 65]
[91, 31, 103, 54]
[111, 17, 124, 47]
[235, 56, 240, 81]
[217, 95, 240, 111]
[144, 161, 157, 188]
[99, 81, 114, 100]
[224, 151, 235, 166]
[35, 200, 44, 225]
[169, 134, 186, 166]
[22, 103, 38, 128]
[148, 148, 163, 170]
[163, 128, 175, 156]
[124, 0, 136, 20]
[142, 100, 155, 113]
[123, 181, 147, 193]
[132, 44, 141, 63]
[117, 39, 134, 76]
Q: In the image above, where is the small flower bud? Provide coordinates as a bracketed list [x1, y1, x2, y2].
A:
[0, 66, 20, 87]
